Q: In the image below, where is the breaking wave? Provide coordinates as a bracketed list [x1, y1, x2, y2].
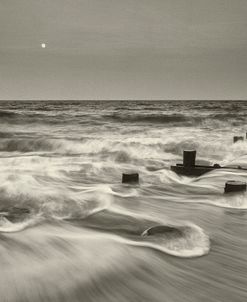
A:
[136, 223, 210, 257]
[0, 215, 42, 233]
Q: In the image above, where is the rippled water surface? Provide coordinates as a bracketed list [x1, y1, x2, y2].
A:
[0, 100, 247, 301]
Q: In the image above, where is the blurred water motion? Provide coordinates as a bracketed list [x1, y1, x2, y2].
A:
[0, 100, 247, 301]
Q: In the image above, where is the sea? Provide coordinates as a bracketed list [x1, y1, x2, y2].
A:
[0, 100, 247, 302]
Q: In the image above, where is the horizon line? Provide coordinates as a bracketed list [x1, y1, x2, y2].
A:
[0, 99, 247, 102]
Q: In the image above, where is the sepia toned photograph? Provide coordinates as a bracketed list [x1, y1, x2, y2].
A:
[0, 1, 247, 301]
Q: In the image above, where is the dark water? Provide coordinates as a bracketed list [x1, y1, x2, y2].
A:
[0, 100, 247, 301]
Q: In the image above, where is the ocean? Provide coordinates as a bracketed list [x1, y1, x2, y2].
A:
[0, 100, 247, 301]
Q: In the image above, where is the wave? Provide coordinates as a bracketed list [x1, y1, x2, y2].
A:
[0, 110, 17, 118]
[0, 131, 14, 138]
[0, 138, 58, 152]
[0, 137, 102, 154]
[84, 207, 210, 258]
[0, 136, 169, 157]
[88, 222, 210, 258]
[0, 167, 113, 229]
[1, 103, 246, 129]
[0, 109, 82, 125]
[105, 113, 193, 124]
[0, 215, 42, 232]
[211, 113, 247, 120]
[134, 223, 210, 257]
[0, 135, 221, 156]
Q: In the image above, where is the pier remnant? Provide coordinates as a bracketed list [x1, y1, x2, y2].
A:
[233, 136, 244, 143]
[122, 173, 139, 184]
[171, 149, 247, 177]
[224, 181, 246, 194]
[171, 150, 221, 176]
[183, 150, 196, 167]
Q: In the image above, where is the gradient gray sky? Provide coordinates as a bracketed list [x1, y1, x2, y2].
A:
[0, 0, 247, 100]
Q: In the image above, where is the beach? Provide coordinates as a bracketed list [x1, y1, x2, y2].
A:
[0, 100, 247, 301]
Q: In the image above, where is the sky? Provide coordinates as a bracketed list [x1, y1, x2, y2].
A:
[0, 0, 247, 100]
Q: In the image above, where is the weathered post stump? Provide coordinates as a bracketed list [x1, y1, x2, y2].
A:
[183, 150, 196, 167]
[122, 173, 139, 184]
[224, 180, 246, 194]
[233, 136, 244, 143]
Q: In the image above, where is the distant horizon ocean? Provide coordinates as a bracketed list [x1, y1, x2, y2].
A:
[0, 100, 247, 301]
[1, 99, 246, 101]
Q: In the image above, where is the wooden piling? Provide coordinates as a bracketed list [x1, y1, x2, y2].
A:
[224, 180, 246, 193]
[183, 150, 196, 167]
[122, 173, 139, 184]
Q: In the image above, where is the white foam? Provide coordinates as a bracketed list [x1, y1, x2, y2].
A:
[0, 215, 43, 233]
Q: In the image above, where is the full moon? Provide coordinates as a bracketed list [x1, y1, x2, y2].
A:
[41, 43, 46, 48]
